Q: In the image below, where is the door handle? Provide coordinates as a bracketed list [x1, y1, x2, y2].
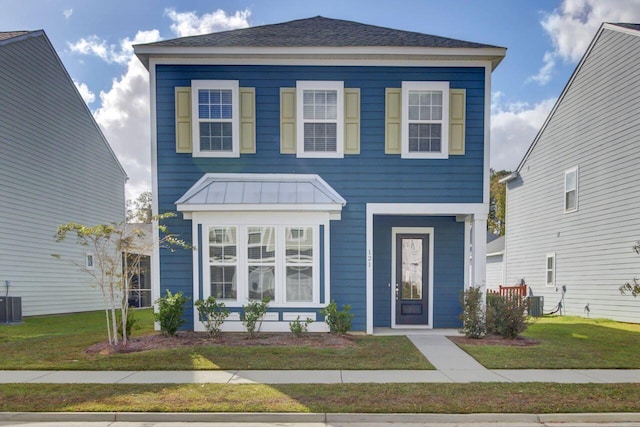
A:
[395, 283, 399, 301]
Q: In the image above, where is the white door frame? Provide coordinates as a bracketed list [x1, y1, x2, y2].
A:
[391, 227, 434, 329]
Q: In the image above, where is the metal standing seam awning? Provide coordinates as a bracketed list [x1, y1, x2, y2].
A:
[175, 173, 346, 215]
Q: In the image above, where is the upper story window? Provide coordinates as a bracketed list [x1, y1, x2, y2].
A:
[401, 81, 449, 159]
[296, 81, 344, 158]
[564, 167, 578, 212]
[191, 80, 240, 158]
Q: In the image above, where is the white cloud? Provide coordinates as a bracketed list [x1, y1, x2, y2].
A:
[491, 96, 557, 171]
[165, 8, 250, 37]
[63, 8, 73, 19]
[73, 79, 95, 105]
[529, 0, 640, 85]
[69, 9, 251, 200]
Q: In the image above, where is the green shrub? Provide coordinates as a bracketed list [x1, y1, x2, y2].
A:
[459, 286, 486, 339]
[154, 290, 190, 336]
[116, 309, 138, 338]
[195, 296, 229, 337]
[320, 300, 354, 334]
[487, 293, 528, 339]
[241, 298, 270, 339]
[289, 316, 313, 338]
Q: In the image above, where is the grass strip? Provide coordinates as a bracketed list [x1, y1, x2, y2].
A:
[1, 383, 639, 413]
[457, 316, 640, 369]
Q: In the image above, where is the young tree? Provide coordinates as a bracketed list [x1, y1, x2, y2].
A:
[126, 191, 152, 224]
[488, 169, 511, 236]
[54, 213, 187, 346]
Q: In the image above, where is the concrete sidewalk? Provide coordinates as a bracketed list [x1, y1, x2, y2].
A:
[1, 336, 640, 384]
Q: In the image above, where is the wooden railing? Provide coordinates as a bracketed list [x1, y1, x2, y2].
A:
[487, 284, 527, 298]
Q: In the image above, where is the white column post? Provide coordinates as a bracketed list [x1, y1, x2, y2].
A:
[471, 213, 487, 294]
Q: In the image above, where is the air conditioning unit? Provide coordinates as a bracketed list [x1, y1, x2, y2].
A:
[0, 297, 22, 324]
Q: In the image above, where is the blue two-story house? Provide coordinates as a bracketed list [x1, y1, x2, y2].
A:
[134, 17, 505, 333]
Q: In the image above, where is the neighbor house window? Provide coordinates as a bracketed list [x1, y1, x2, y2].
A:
[85, 253, 95, 270]
[204, 225, 319, 305]
[401, 81, 449, 159]
[209, 226, 238, 300]
[192, 80, 239, 157]
[296, 81, 344, 158]
[545, 253, 555, 287]
[564, 167, 578, 212]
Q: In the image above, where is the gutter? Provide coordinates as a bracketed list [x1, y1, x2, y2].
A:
[498, 171, 519, 184]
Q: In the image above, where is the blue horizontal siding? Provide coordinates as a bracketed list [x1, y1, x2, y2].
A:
[373, 215, 465, 328]
[155, 64, 485, 331]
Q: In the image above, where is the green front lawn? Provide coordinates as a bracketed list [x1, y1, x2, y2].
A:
[0, 309, 432, 370]
[1, 383, 639, 413]
[457, 316, 640, 369]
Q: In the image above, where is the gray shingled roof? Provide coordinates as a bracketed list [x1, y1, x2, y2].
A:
[612, 23, 640, 31]
[141, 16, 500, 49]
[0, 31, 31, 42]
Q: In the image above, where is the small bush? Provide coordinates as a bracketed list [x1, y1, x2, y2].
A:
[459, 286, 486, 339]
[241, 298, 270, 339]
[320, 300, 354, 334]
[195, 296, 229, 337]
[154, 290, 190, 336]
[487, 293, 528, 339]
[116, 310, 138, 338]
[289, 316, 313, 338]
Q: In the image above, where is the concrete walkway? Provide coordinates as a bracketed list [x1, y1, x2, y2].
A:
[2, 336, 640, 384]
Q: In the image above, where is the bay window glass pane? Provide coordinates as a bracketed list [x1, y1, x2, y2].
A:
[247, 227, 276, 300]
[209, 227, 236, 262]
[248, 266, 275, 300]
[286, 266, 313, 302]
[211, 266, 236, 299]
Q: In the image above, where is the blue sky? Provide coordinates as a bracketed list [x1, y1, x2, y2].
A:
[2, 0, 640, 199]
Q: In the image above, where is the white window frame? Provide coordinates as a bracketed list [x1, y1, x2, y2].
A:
[191, 80, 240, 158]
[545, 253, 556, 287]
[208, 226, 239, 301]
[296, 80, 344, 159]
[401, 81, 449, 159]
[564, 166, 579, 213]
[85, 252, 95, 270]
[201, 221, 321, 308]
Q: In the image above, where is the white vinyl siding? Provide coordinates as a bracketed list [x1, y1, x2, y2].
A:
[401, 81, 449, 159]
[504, 26, 640, 323]
[191, 80, 240, 157]
[296, 81, 344, 158]
[0, 34, 126, 316]
[565, 167, 578, 212]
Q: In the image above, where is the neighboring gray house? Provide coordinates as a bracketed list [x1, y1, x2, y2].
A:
[502, 23, 640, 323]
[0, 30, 127, 316]
[486, 235, 504, 289]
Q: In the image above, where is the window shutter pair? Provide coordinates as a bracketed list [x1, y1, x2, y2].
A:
[280, 88, 361, 155]
[384, 88, 466, 155]
[174, 87, 256, 154]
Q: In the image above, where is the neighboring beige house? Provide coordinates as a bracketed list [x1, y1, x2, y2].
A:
[0, 30, 127, 317]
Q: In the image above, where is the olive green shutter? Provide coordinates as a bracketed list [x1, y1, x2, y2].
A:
[239, 87, 256, 154]
[175, 87, 192, 153]
[344, 88, 360, 154]
[385, 88, 402, 154]
[449, 89, 466, 155]
[280, 88, 296, 154]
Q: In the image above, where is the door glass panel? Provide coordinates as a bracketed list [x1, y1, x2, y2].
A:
[401, 238, 422, 300]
